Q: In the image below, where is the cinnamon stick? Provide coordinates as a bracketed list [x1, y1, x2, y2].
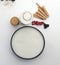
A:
[38, 7, 48, 18]
[36, 3, 48, 18]
[36, 11, 46, 19]
[36, 3, 42, 9]
[42, 6, 49, 17]
[33, 13, 45, 20]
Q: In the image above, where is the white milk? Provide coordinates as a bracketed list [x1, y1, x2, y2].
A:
[12, 27, 44, 58]
[23, 12, 32, 21]
[21, 11, 33, 24]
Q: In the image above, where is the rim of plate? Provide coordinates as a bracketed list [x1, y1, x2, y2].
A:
[10, 26, 45, 60]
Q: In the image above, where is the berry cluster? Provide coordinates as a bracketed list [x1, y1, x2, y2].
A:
[32, 21, 49, 29]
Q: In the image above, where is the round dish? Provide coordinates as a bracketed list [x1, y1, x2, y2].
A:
[10, 26, 45, 60]
[10, 17, 20, 26]
[20, 11, 33, 24]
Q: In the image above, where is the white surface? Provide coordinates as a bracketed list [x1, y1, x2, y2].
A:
[12, 27, 43, 58]
[0, 0, 60, 65]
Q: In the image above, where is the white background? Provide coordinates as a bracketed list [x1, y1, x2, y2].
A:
[0, 0, 60, 65]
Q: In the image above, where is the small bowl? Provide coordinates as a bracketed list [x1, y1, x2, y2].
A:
[20, 11, 33, 24]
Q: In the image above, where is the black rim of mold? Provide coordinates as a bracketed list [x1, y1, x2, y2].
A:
[10, 26, 45, 60]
